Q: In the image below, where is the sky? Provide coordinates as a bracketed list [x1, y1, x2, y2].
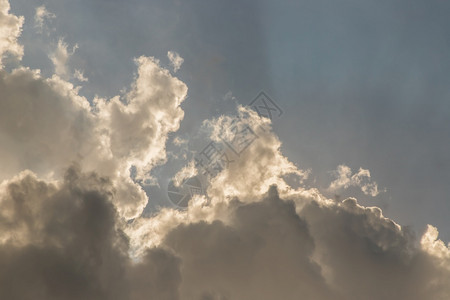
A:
[1, 0, 450, 299]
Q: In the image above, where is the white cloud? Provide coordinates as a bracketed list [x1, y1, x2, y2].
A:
[34, 5, 55, 32]
[49, 39, 77, 78]
[0, 0, 23, 65]
[421, 225, 450, 264]
[74, 68, 88, 82]
[202, 106, 310, 202]
[127, 184, 450, 299]
[172, 135, 188, 147]
[328, 164, 382, 197]
[123, 102, 449, 299]
[50, 40, 88, 84]
[167, 50, 184, 72]
[95, 56, 187, 179]
[0, 55, 187, 219]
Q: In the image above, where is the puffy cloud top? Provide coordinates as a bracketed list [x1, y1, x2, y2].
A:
[0, 0, 23, 65]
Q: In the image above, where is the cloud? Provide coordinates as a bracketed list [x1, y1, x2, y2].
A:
[125, 106, 450, 299]
[222, 91, 236, 102]
[167, 50, 184, 72]
[0, 1, 449, 299]
[94, 55, 188, 217]
[74, 69, 88, 82]
[1, 55, 187, 219]
[98, 56, 187, 175]
[421, 225, 450, 264]
[49, 40, 88, 83]
[49, 39, 78, 78]
[0, 166, 182, 300]
[300, 196, 450, 300]
[328, 164, 382, 197]
[162, 187, 334, 300]
[0, 67, 97, 182]
[1, 166, 450, 299]
[0, 0, 23, 65]
[128, 185, 450, 300]
[34, 5, 55, 32]
[202, 106, 310, 202]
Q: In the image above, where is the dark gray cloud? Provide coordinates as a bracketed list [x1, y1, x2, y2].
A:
[0, 165, 181, 300]
[156, 187, 450, 300]
[163, 188, 333, 300]
[0, 167, 449, 299]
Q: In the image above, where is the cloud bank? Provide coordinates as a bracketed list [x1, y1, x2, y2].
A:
[0, 1, 449, 299]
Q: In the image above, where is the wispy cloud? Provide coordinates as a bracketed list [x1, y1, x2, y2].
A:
[328, 164, 382, 197]
[34, 5, 55, 33]
[167, 50, 184, 72]
[49, 39, 77, 78]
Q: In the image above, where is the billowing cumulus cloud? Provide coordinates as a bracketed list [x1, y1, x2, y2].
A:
[124, 107, 449, 299]
[301, 198, 450, 300]
[162, 189, 450, 300]
[0, 67, 96, 181]
[0, 46, 187, 219]
[0, 1, 449, 299]
[2, 168, 449, 299]
[162, 187, 334, 300]
[0, 0, 23, 64]
[95, 56, 187, 180]
[0, 166, 182, 300]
